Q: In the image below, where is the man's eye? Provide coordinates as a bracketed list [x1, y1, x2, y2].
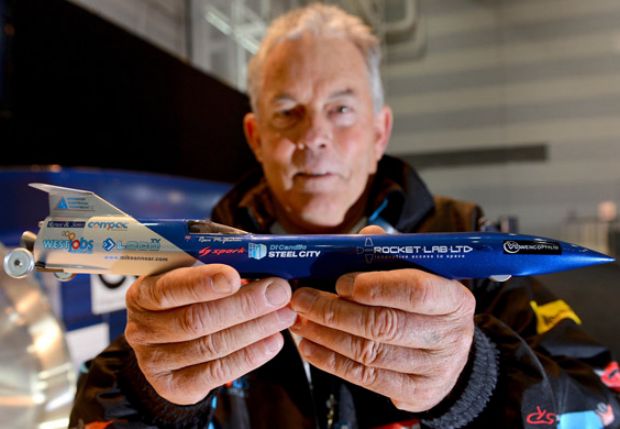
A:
[274, 107, 301, 120]
[277, 109, 295, 117]
[329, 105, 355, 118]
[329, 105, 355, 126]
[271, 108, 300, 128]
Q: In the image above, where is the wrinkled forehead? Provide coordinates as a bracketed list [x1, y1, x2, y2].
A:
[258, 34, 371, 109]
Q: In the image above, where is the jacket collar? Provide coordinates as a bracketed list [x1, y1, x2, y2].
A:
[368, 155, 435, 232]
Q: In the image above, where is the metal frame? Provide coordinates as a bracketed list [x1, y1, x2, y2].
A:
[188, 0, 419, 91]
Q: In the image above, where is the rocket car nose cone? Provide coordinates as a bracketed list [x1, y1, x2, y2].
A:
[566, 244, 615, 266]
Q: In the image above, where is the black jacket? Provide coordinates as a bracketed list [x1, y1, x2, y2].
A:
[70, 156, 620, 429]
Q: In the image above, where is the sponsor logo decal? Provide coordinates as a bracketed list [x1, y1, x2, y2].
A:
[103, 238, 116, 252]
[129, 239, 160, 251]
[42, 239, 72, 250]
[248, 243, 267, 260]
[268, 243, 319, 258]
[56, 198, 69, 210]
[87, 221, 128, 230]
[121, 239, 161, 251]
[42, 231, 93, 253]
[119, 255, 167, 262]
[503, 240, 561, 255]
[530, 300, 582, 335]
[102, 237, 161, 252]
[47, 221, 85, 228]
[357, 237, 473, 263]
[199, 247, 246, 257]
[247, 243, 319, 259]
[268, 250, 321, 257]
[197, 235, 243, 243]
[55, 196, 92, 211]
[371, 245, 473, 254]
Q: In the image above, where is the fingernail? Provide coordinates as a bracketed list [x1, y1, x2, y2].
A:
[292, 289, 316, 312]
[212, 273, 234, 293]
[276, 307, 297, 325]
[265, 282, 290, 307]
[264, 335, 281, 354]
[338, 273, 356, 297]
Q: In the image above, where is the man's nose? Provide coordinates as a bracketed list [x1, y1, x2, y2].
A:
[297, 112, 331, 150]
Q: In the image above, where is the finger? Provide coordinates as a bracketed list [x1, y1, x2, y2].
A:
[126, 277, 292, 345]
[335, 269, 474, 316]
[146, 333, 285, 405]
[391, 398, 436, 414]
[135, 307, 297, 373]
[291, 288, 458, 348]
[290, 318, 444, 374]
[127, 264, 242, 312]
[358, 225, 386, 235]
[297, 339, 432, 408]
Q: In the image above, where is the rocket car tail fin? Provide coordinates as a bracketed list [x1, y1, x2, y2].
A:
[30, 183, 129, 218]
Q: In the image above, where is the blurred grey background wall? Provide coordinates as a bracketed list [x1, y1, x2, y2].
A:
[64, 0, 620, 254]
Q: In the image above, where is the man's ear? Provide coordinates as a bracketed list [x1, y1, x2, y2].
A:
[373, 106, 393, 160]
[243, 112, 263, 163]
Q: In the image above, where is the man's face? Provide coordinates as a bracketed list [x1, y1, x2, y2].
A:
[244, 33, 392, 231]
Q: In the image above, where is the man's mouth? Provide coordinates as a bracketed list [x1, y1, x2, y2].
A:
[294, 172, 336, 180]
[297, 172, 332, 177]
[292, 171, 340, 187]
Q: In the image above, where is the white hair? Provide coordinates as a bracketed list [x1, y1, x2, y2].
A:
[247, 3, 384, 114]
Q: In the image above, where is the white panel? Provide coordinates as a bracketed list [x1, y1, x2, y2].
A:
[64, 323, 109, 370]
[90, 274, 135, 315]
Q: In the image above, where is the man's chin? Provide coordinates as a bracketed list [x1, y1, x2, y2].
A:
[292, 200, 349, 228]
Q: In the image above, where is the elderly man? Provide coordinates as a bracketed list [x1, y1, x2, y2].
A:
[71, 4, 620, 429]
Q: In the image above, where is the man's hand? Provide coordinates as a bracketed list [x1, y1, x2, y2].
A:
[290, 226, 476, 413]
[125, 264, 296, 405]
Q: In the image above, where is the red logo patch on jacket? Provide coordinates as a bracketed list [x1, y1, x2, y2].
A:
[372, 419, 420, 429]
[600, 361, 620, 392]
[85, 422, 117, 429]
[526, 406, 557, 425]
